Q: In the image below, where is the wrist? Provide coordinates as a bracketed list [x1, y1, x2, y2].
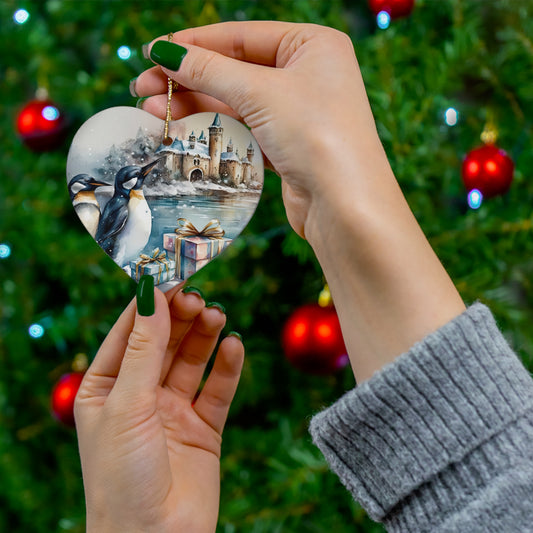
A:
[303, 152, 465, 383]
[85, 505, 145, 533]
[303, 141, 397, 251]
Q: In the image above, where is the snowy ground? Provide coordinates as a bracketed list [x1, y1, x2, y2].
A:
[90, 179, 262, 207]
[145, 179, 262, 197]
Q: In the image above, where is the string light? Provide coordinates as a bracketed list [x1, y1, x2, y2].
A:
[0, 243, 11, 259]
[467, 189, 483, 209]
[377, 11, 391, 29]
[444, 107, 459, 126]
[28, 323, 45, 339]
[117, 46, 132, 60]
[42, 105, 60, 121]
[14, 9, 30, 24]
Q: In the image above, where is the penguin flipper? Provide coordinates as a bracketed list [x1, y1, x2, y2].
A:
[95, 197, 129, 247]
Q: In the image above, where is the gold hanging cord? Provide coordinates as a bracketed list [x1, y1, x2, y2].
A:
[163, 33, 177, 145]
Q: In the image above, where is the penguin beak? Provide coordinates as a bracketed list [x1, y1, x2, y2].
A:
[141, 159, 162, 177]
[90, 180, 109, 187]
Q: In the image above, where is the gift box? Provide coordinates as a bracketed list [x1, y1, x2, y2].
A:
[164, 218, 232, 280]
[176, 255, 210, 279]
[163, 233, 231, 260]
[129, 249, 175, 285]
[165, 244, 225, 280]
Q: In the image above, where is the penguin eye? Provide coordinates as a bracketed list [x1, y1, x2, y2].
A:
[123, 178, 136, 190]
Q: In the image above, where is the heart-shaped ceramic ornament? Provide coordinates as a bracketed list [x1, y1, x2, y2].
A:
[66, 107, 263, 290]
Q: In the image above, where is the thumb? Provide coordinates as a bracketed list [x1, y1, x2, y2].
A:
[113, 276, 171, 396]
[148, 40, 267, 121]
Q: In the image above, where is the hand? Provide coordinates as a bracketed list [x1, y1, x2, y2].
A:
[74, 284, 244, 533]
[134, 21, 465, 383]
[134, 21, 385, 239]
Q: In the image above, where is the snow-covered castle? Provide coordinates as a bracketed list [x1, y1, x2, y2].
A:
[156, 113, 256, 187]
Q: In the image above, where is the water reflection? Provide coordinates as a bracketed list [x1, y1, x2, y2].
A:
[146, 192, 260, 252]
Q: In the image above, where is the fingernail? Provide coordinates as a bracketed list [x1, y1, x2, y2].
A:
[142, 42, 151, 59]
[129, 77, 138, 97]
[206, 302, 226, 314]
[227, 331, 243, 342]
[136, 97, 148, 109]
[182, 286, 204, 299]
[150, 40, 188, 71]
[137, 275, 155, 316]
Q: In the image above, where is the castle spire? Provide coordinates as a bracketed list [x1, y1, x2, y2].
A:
[208, 114, 223, 177]
[210, 113, 221, 128]
[247, 140, 254, 162]
[188, 130, 196, 148]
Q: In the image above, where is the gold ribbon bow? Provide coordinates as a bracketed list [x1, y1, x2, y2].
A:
[175, 218, 226, 239]
[135, 248, 170, 284]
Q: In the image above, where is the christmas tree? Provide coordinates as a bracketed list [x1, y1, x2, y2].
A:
[2, 1, 533, 531]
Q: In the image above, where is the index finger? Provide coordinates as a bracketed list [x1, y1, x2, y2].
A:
[155, 20, 295, 67]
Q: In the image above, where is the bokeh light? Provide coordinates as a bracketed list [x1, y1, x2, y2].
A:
[0, 243, 11, 259]
[14, 9, 30, 24]
[444, 107, 458, 126]
[42, 105, 60, 121]
[117, 45, 132, 60]
[377, 11, 391, 29]
[467, 189, 483, 209]
[28, 323, 45, 338]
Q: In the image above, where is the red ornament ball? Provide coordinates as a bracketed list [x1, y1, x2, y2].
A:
[462, 144, 514, 198]
[16, 99, 67, 151]
[282, 303, 348, 375]
[368, 0, 415, 18]
[51, 372, 84, 426]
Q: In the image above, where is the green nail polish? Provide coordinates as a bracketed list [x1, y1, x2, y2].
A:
[228, 331, 243, 342]
[136, 97, 149, 109]
[137, 275, 155, 316]
[182, 286, 204, 299]
[136, 97, 148, 109]
[150, 40, 188, 71]
[206, 302, 226, 314]
[129, 77, 138, 97]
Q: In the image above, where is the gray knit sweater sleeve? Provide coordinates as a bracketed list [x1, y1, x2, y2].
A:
[309, 303, 533, 532]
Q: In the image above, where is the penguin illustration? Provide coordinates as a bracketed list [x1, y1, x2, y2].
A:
[68, 174, 108, 237]
[95, 159, 160, 266]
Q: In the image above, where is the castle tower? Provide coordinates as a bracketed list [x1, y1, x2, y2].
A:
[198, 130, 207, 145]
[208, 113, 223, 178]
[188, 131, 196, 149]
[247, 141, 254, 162]
[227, 138, 233, 152]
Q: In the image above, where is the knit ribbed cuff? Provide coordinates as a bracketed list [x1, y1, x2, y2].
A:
[309, 303, 533, 527]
